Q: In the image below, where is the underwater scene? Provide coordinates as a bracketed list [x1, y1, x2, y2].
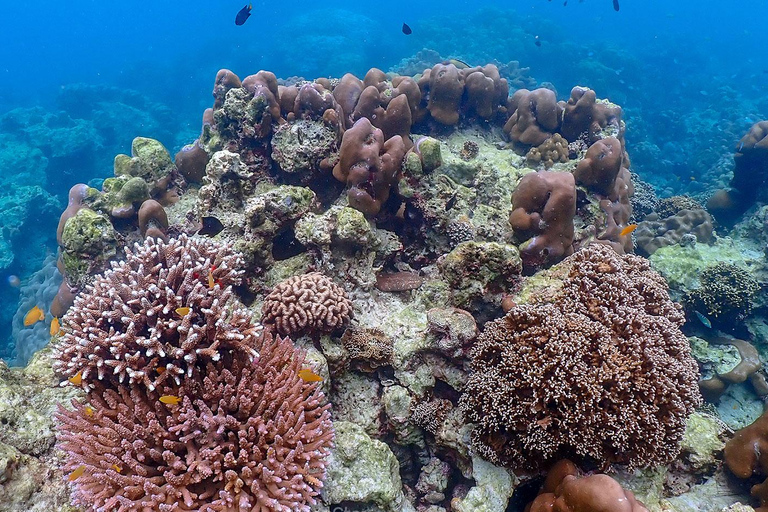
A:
[1, 0, 768, 510]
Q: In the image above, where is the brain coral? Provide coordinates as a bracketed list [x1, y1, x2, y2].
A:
[459, 244, 701, 470]
[261, 272, 352, 337]
[54, 235, 333, 511]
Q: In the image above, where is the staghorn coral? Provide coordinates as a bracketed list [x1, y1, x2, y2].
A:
[53, 235, 254, 390]
[56, 330, 333, 512]
[261, 272, 352, 337]
[460, 244, 701, 471]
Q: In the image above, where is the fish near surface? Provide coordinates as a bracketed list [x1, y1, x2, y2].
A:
[235, 4, 252, 25]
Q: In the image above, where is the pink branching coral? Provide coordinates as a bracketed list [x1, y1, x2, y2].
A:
[459, 244, 701, 471]
[261, 272, 352, 337]
[53, 234, 257, 390]
[54, 236, 334, 511]
[56, 332, 333, 512]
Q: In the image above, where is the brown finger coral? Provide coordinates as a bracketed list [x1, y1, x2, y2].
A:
[56, 330, 333, 512]
[459, 244, 701, 471]
[261, 272, 352, 337]
[53, 234, 254, 391]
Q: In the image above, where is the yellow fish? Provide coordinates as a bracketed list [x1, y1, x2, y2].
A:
[69, 371, 83, 386]
[298, 368, 323, 382]
[84, 406, 94, 416]
[111, 464, 122, 473]
[24, 306, 45, 327]
[159, 395, 182, 405]
[68, 465, 85, 481]
[175, 307, 191, 317]
[208, 271, 215, 289]
[50, 317, 62, 336]
[619, 224, 638, 237]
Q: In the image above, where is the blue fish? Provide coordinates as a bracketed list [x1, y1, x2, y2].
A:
[402, 23, 412, 35]
[694, 310, 712, 329]
[235, 4, 252, 26]
[613, 0, 620, 11]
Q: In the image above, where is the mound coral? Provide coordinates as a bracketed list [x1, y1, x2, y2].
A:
[504, 88, 562, 146]
[261, 272, 352, 337]
[460, 244, 701, 471]
[332, 117, 406, 216]
[724, 410, 768, 512]
[54, 235, 334, 511]
[509, 170, 576, 272]
[528, 459, 648, 512]
[634, 208, 715, 256]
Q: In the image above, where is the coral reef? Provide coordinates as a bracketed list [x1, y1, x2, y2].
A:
[460, 244, 701, 470]
[635, 208, 716, 256]
[684, 262, 759, 331]
[261, 272, 353, 337]
[54, 236, 333, 511]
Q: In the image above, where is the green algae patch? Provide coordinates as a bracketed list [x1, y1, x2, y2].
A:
[60, 208, 118, 286]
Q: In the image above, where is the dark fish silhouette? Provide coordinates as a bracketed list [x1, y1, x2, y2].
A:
[235, 4, 252, 26]
[564, 0, 568, 5]
[198, 216, 225, 237]
[402, 23, 412, 35]
[613, 0, 620, 11]
[535, 35, 542, 47]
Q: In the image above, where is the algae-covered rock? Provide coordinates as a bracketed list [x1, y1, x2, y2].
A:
[689, 336, 742, 379]
[271, 119, 337, 173]
[114, 136, 175, 183]
[415, 136, 443, 173]
[0, 348, 82, 510]
[295, 205, 376, 249]
[323, 421, 412, 512]
[438, 241, 522, 314]
[382, 384, 423, 446]
[59, 208, 118, 286]
[330, 372, 383, 437]
[451, 456, 516, 512]
[679, 412, 727, 473]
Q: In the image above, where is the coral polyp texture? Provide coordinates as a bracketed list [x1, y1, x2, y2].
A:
[53, 235, 333, 512]
[261, 272, 352, 337]
[53, 234, 255, 390]
[56, 332, 333, 512]
[459, 244, 701, 470]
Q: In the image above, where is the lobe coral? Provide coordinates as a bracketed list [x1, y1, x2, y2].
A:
[54, 235, 333, 511]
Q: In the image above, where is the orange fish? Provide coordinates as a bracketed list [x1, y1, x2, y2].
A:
[69, 371, 83, 386]
[24, 305, 45, 327]
[157, 366, 166, 374]
[298, 368, 323, 382]
[159, 395, 182, 405]
[50, 317, 62, 336]
[175, 307, 191, 317]
[208, 271, 215, 289]
[111, 464, 122, 473]
[619, 224, 638, 237]
[68, 465, 85, 481]
[84, 406, 94, 416]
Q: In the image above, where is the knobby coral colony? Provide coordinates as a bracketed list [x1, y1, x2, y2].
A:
[53, 236, 333, 511]
[42, 59, 709, 511]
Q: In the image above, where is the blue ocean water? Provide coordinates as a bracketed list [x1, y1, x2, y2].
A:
[0, 0, 766, 362]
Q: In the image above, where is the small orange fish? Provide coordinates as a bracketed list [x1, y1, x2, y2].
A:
[68, 465, 85, 481]
[619, 224, 638, 237]
[208, 271, 215, 289]
[157, 366, 166, 374]
[50, 317, 62, 336]
[159, 395, 182, 405]
[24, 305, 45, 327]
[111, 464, 122, 473]
[69, 371, 83, 386]
[306, 474, 322, 486]
[175, 307, 191, 317]
[84, 406, 94, 416]
[298, 368, 323, 382]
